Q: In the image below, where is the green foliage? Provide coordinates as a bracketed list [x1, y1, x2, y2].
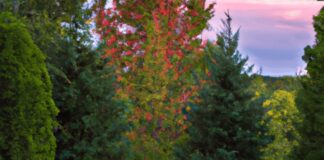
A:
[261, 90, 301, 160]
[257, 75, 301, 93]
[48, 4, 130, 159]
[1, 1, 316, 160]
[52, 38, 130, 160]
[179, 13, 268, 160]
[0, 0, 88, 57]
[295, 8, 324, 160]
[0, 1, 130, 159]
[248, 75, 268, 101]
[0, 12, 58, 160]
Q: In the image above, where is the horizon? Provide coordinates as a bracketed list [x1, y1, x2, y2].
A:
[204, 0, 323, 76]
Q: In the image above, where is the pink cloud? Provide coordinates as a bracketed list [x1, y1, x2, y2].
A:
[204, 0, 323, 76]
[279, 10, 302, 20]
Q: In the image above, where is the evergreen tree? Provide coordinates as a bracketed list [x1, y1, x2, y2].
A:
[53, 38, 129, 160]
[0, 13, 58, 160]
[295, 8, 324, 160]
[50, 4, 129, 160]
[1, 1, 130, 159]
[183, 12, 267, 160]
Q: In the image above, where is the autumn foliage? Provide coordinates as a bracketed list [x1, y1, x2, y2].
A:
[96, 0, 214, 157]
[2, 0, 323, 159]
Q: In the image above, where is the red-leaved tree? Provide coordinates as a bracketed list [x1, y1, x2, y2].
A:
[95, 0, 214, 158]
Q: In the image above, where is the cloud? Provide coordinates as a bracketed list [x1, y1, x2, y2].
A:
[205, 0, 322, 76]
[281, 10, 302, 20]
[296, 66, 307, 75]
[219, 0, 319, 5]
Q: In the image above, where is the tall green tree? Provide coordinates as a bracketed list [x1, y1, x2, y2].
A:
[295, 8, 324, 160]
[181, 12, 268, 160]
[52, 38, 130, 160]
[1, 1, 130, 159]
[262, 90, 301, 160]
[0, 13, 58, 160]
[49, 3, 130, 160]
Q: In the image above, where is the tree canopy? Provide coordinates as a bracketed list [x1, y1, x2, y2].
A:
[0, 12, 58, 160]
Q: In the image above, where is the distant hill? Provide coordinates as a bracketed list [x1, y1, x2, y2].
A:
[252, 75, 301, 92]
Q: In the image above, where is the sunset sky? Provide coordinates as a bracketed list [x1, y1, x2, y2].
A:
[204, 0, 323, 76]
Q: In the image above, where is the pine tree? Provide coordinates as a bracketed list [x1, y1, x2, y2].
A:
[0, 12, 58, 160]
[52, 38, 130, 160]
[48, 4, 130, 160]
[183, 12, 267, 160]
[295, 8, 324, 160]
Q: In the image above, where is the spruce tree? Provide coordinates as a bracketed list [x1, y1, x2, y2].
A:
[52, 38, 129, 160]
[50, 5, 129, 160]
[0, 13, 58, 160]
[295, 8, 324, 160]
[183, 12, 267, 160]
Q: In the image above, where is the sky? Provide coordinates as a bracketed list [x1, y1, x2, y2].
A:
[203, 0, 324, 76]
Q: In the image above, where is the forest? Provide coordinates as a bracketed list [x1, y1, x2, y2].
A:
[0, 0, 323, 160]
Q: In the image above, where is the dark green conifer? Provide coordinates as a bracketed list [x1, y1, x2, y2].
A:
[295, 8, 324, 160]
[50, 5, 129, 160]
[182, 12, 268, 160]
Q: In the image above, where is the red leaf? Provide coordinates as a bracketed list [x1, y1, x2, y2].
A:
[176, 51, 184, 58]
[106, 9, 112, 15]
[190, 11, 199, 16]
[106, 35, 116, 46]
[124, 50, 132, 56]
[145, 112, 152, 122]
[134, 14, 143, 20]
[168, 20, 175, 28]
[101, 19, 110, 26]
[117, 75, 123, 82]
[167, 49, 174, 56]
[127, 41, 133, 46]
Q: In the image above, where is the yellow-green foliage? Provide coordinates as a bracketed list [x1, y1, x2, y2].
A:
[262, 90, 301, 160]
[0, 13, 58, 160]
